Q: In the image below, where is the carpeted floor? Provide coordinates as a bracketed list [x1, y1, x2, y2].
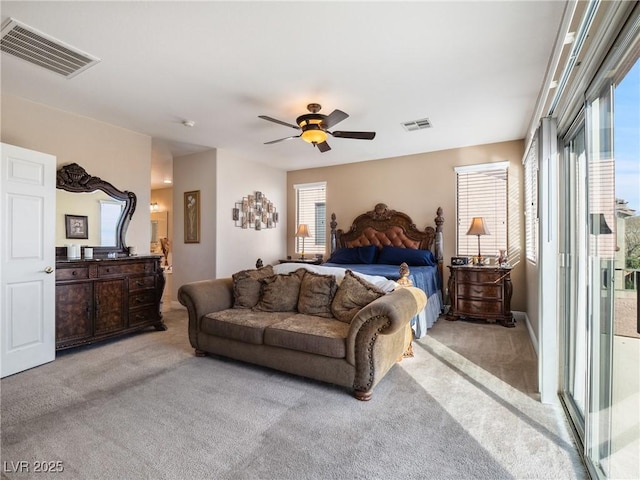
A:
[0, 310, 587, 479]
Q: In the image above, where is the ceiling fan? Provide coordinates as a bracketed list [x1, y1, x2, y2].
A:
[258, 103, 376, 153]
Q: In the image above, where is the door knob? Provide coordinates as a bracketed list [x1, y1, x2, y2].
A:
[44, 266, 54, 274]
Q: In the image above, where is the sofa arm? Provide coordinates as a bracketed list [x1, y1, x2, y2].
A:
[345, 287, 426, 397]
[178, 278, 234, 338]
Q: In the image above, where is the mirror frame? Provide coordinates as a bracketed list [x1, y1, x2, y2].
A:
[56, 163, 137, 256]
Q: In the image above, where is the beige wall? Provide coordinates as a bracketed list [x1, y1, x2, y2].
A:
[172, 149, 217, 301]
[215, 149, 287, 277]
[1, 94, 152, 253]
[287, 140, 526, 311]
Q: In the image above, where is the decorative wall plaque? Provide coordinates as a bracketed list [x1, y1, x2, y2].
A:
[233, 191, 278, 230]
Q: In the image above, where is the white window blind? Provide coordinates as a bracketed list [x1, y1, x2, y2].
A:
[524, 137, 539, 263]
[294, 182, 326, 255]
[455, 162, 508, 258]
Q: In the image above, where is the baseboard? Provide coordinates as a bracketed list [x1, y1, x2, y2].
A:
[513, 310, 538, 357]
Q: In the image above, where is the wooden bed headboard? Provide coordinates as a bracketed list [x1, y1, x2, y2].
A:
[329, 203, 445, 278]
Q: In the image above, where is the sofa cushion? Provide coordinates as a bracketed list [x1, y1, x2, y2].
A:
[253, 269, 305, 312]
[331, 270, 386, 323]
[202, 309, 294, 344]
[264, 314, 350, 358]
[232, 265, 275, 309]
[297, 271, 337, 318]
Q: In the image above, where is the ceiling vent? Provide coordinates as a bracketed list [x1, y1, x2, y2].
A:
[401, 117, 432, 132]
[0, 18, 100, 79]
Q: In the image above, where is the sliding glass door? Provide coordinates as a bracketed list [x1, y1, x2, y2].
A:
[559, 44, 639, 480]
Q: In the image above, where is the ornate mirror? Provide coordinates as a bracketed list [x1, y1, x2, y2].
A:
[56, 163, 137, 256]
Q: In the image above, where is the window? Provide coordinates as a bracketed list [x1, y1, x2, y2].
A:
[455, 162, 508, 258]
[294, 182, 326, 255]
[524, 137, 539, 263]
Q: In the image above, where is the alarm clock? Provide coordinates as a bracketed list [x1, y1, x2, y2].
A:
[451, 256, 469, 266]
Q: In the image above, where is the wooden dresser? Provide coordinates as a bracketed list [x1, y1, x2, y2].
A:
[55, 255, 166, 350]
[447, 265, 514, 327]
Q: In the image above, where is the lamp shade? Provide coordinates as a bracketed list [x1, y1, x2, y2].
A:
[466, 217, 490, 236]
[295, 224, 310, 238]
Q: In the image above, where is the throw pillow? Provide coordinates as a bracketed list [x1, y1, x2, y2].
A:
[254, 269, 305, 312]
[297, 270, 338, 318]
[327, 245, 378, 264]
[331, 270, 386, 323]
[232, 265, 274, 309]
[377, 245, 436, 266]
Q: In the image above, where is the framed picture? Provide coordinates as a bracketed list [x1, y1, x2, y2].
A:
[65, 214, 88, 239]
[232, 208, 239, 221]
[184, 190, 201, 243]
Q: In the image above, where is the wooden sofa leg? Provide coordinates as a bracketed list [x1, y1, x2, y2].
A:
[353, 390, 372, 401]
[194, 349, 207, 357]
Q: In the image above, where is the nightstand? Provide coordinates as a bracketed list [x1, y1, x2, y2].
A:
[447, 265, 514, 327]
[278, 258, 322, 265]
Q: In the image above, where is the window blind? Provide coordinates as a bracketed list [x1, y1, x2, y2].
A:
[524, 137, 539, 263]
[294, 182, 326, 255]
[455, 163, 508, 258]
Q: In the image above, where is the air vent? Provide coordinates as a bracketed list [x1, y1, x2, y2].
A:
[1, 18, 100, 78]
[401, 118, 432, 131]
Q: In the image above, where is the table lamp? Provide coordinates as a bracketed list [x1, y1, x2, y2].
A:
[466, 217, 490, 264]
[295, 224, 310, 259]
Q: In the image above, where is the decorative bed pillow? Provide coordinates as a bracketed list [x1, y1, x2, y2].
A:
[232, 265, 275, 309]
[327, 245, 378, 264]
[331, 270, 386, 323]
[377, 245, 436, 266]
[254, 269, 305, 312]
[297, 271, 338, 318]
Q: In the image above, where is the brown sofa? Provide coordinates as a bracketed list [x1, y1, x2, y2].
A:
[178, 270, 426, 400]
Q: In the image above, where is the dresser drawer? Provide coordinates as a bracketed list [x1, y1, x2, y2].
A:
[56, 266, 89, 281]
[129, 291, 156, 309]
[98, 261, 154, 277]
[129, 275, 155, 292]
[129, 305, 159, 326]
[456, 299, 503, 316]
[457, 283, 502, 300]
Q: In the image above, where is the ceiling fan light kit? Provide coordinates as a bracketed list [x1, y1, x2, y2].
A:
[259, 103, 375, 153]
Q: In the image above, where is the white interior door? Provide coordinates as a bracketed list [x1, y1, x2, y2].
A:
[1, 143, 56, 378]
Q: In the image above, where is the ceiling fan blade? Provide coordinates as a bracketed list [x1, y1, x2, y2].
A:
[330, 130, 376, 140]
[264, 135, 300, 145]
[321, 109, 349, 129]
[258, 115, 300, 130]
[316, 141, 331, 153]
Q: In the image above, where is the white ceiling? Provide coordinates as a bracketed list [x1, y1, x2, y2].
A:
[0, 1, 566, 188]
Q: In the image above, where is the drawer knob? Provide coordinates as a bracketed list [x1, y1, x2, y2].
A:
[136, 280, 144, 287]
[72, 271, 77, 276]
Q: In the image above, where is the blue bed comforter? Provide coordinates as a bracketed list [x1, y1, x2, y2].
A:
[323, 262, 443, 337]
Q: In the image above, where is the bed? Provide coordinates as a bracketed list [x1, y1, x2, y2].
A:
[324, 203, 444, 338]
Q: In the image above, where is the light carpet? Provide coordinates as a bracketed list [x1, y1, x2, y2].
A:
[1, 309, 587, 479]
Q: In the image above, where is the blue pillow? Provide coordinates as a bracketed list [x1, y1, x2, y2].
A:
[328, 245, 378, 264]
[377, 246, 436, 266]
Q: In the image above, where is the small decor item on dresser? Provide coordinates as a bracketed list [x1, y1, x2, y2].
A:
[497, 248, 508, 266]
[451, 256, 469, 266]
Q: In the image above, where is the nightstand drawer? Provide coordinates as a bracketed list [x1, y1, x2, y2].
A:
[457, 283, 502, 299]
[456, 299, 503, 316]
[457, 269, 501, 284]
